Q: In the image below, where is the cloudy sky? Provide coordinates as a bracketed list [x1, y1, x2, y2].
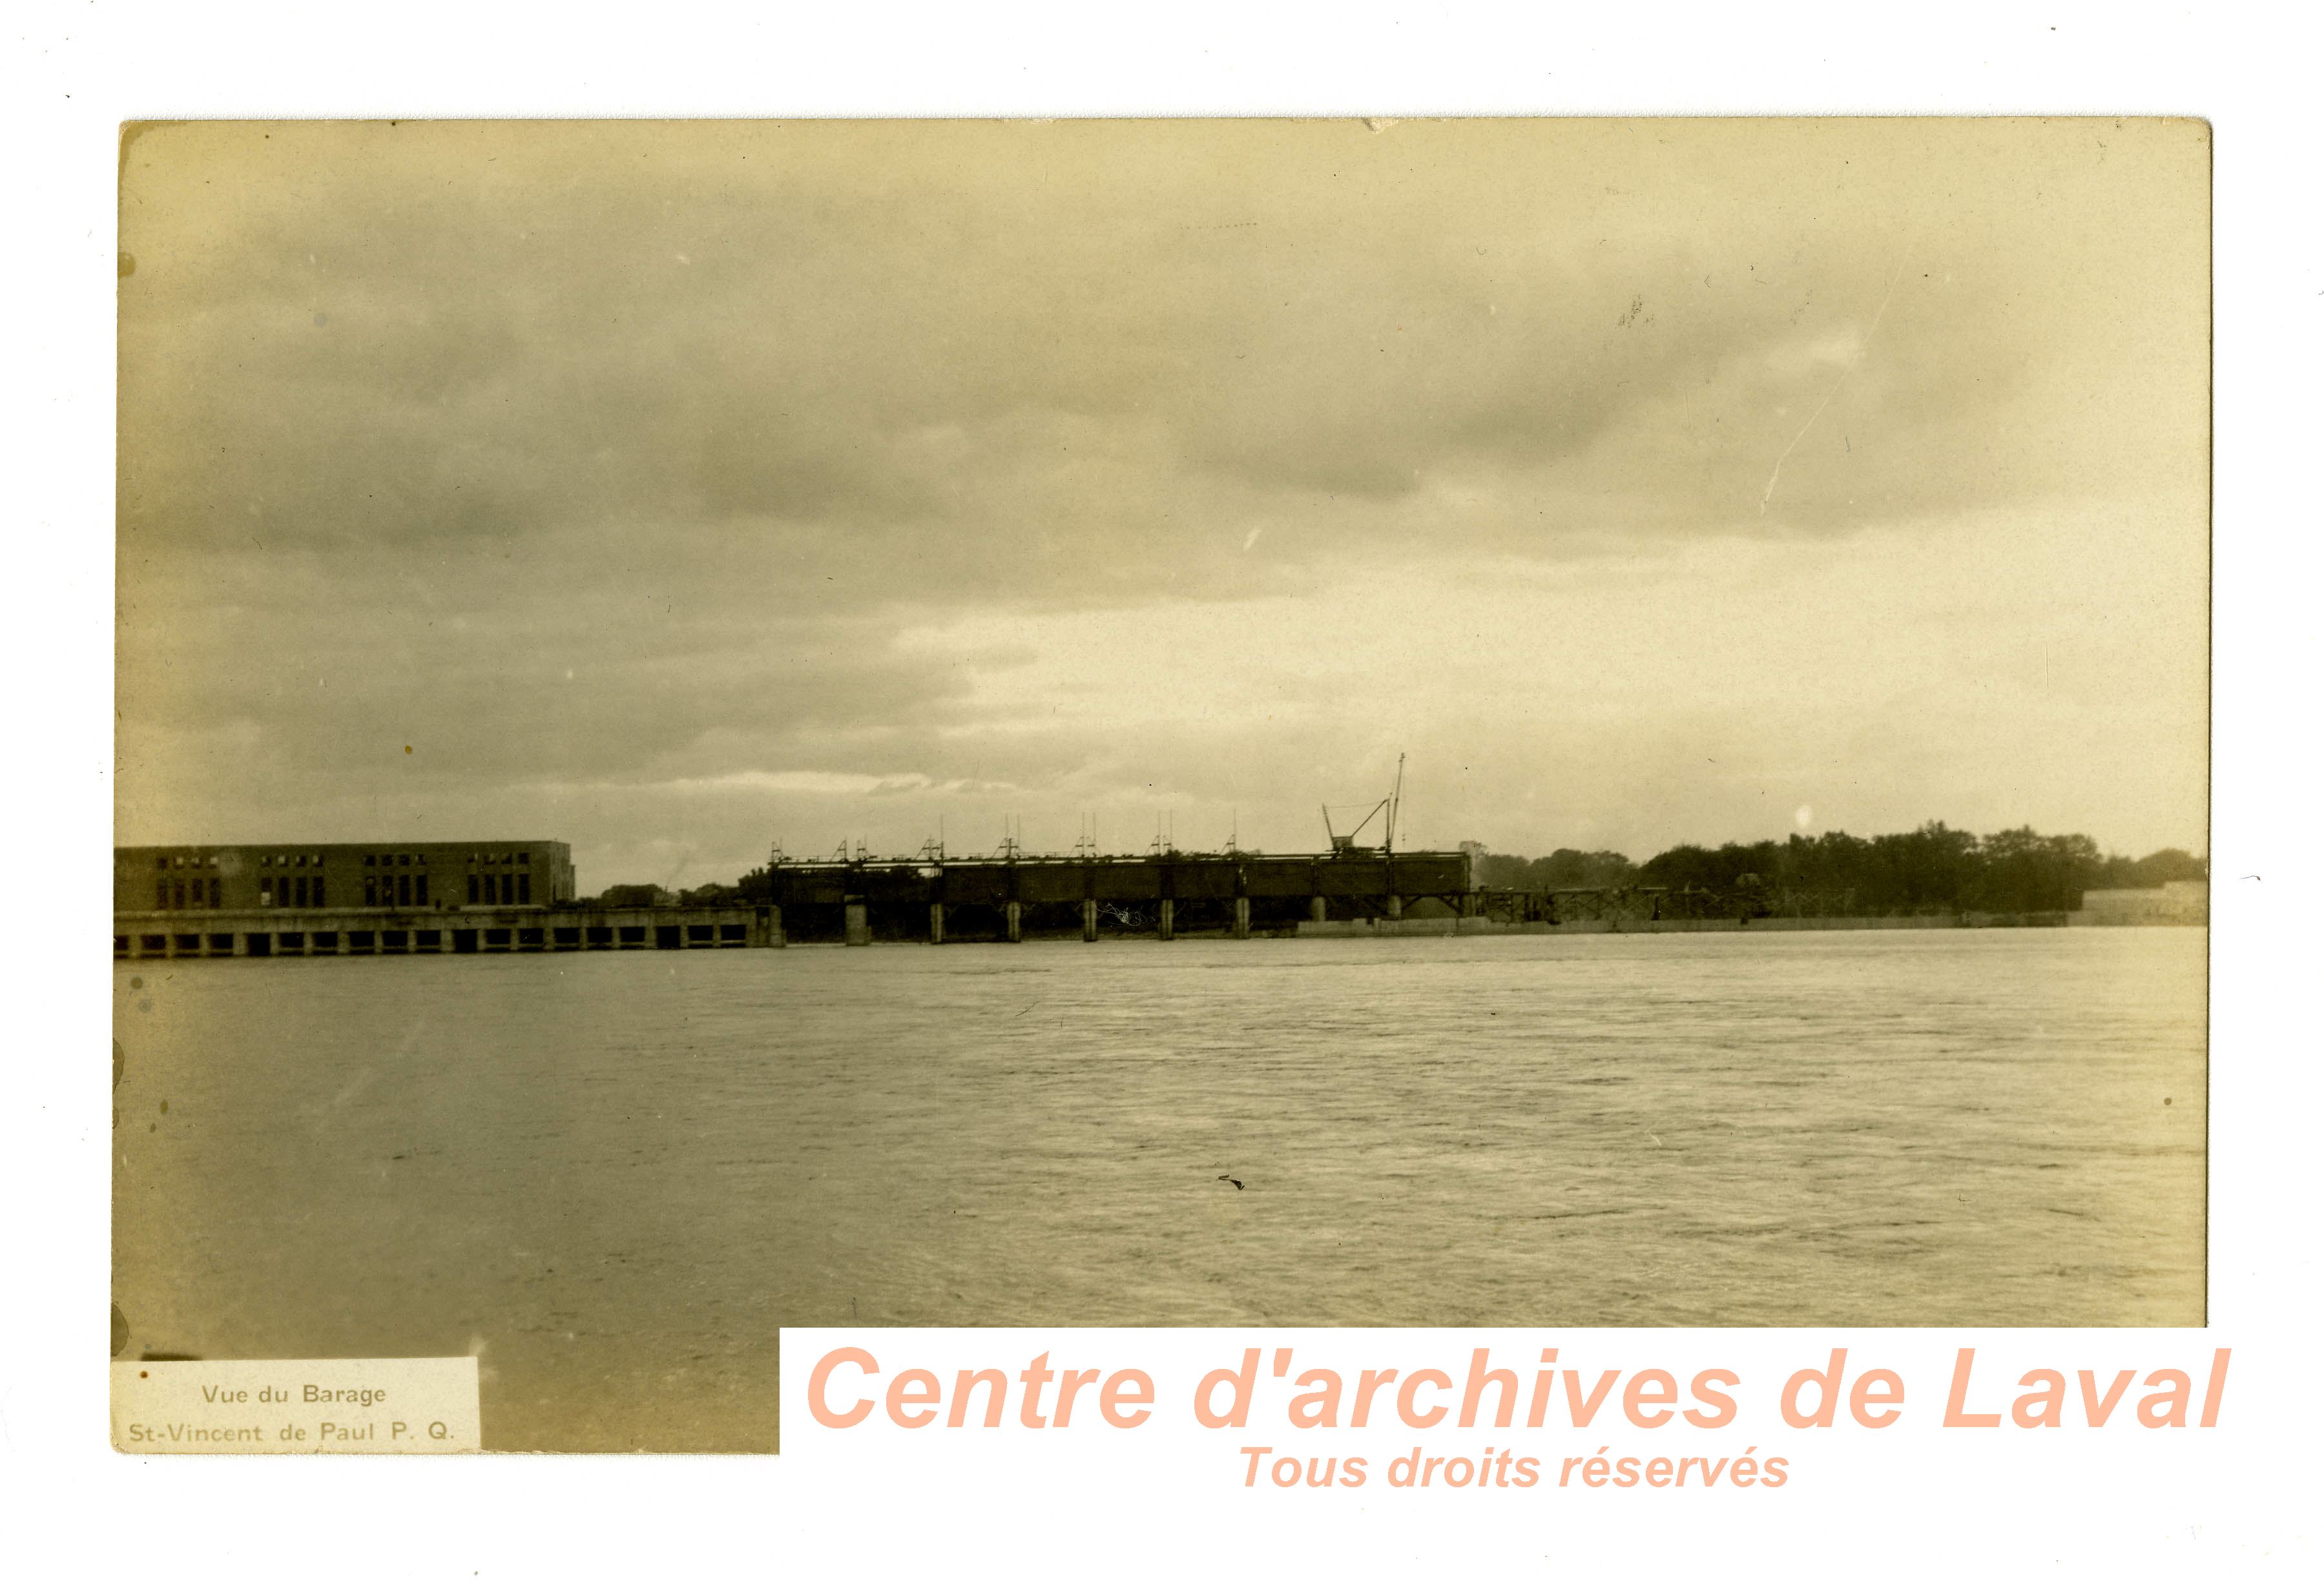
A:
[116, 119, 2208, 889]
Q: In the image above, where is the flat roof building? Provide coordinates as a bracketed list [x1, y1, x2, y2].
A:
[2073, 878, 2208, 925]
[115, 841, 576, 916]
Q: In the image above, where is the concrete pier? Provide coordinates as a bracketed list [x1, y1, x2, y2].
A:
[929, 901, 945, 944]
[1005, 901, 1022, 943]
[1311, 896, 1327, 924]
[1232, 896, 1250, 940]
[1081, 898, 1099, 942]
[1387, 894, 1402, 921]
[1157, 898, 1174, 941]
[770, 905, 785, 947]
[844, 901, 871, 947]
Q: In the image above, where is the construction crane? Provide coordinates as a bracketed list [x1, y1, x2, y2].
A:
[1322, 754, 1406, 855]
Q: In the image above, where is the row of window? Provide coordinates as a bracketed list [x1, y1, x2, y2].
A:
[259, 876, 329, 908]
[145, 851, 539, 870]
[366, 873, 430, 907]
[154, 878, 223, 910]
[142, 872, 538, 910]
[152, 853, 326, 869]
[149, 877, 329, 909]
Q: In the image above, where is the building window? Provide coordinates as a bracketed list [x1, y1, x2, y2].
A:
[156, 879, 169, 909]
[208, 878, 221, 908]
[313, 878, 327, 908]
[397, 873, 412, 906]
[517, 874, 531, 905]
[156, 855, 168, 870]
[364, 855, 375, 867]
[466, 874, 480, 905]
[364, 876, 378, 906]
[415, 874, 430, 907]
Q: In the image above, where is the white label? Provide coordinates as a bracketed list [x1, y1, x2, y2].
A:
[112, 1358, 481, 1454]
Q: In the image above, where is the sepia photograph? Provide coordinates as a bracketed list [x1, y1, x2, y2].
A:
[112, 117, 2210, 1454]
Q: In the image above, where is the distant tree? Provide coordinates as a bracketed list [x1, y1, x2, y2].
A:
[1621, 820, 2165, 916]
[2096, 847, 2208, 889]
[1529, 849, 1639, 889]
[1473, 852, 1535, 889]
[1967, 827, 2102, 913]
[594, 883, 672, 909]
[1475, 849, 1639, 889]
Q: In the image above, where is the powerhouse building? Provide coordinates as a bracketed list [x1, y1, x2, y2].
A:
[115, 841, 576, 914]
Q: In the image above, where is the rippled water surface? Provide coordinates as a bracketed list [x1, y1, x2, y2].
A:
[113, 929, 2205, 1450]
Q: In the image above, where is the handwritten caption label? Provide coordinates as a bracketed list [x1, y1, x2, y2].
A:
[111, 1358, 480, 1454]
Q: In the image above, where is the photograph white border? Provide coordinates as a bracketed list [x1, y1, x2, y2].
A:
[8, 3, 2316, 1576]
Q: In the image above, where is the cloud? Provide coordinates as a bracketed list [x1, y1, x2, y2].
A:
[115, 119, 2210, 880]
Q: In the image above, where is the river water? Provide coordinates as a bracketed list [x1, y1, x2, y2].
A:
[112, 928, 2205, 1451]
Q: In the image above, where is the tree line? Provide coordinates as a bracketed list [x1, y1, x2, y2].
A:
[1473, 824, 2205, 917]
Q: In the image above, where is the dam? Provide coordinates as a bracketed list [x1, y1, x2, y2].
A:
[763, 849, 1478, 944]
[110, 849, 1480, 958]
